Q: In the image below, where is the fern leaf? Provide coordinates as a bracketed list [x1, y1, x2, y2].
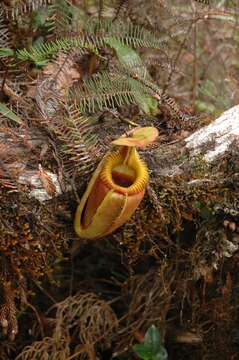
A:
[0, 8, 12, 50]
[48, 105, 100, 176]
[16, 37, 99, 64]
[112, 0, 129, 21]
[84, 19, 164, 49]
[194, 0, 210, 4]
[106, 38, 158, 114]
[98, 0, 108, 22]
[0, 139, 19, 191]
[71, 71, 138, 113]
[84, 18, 165, 50]
[124, 71, 186, 120]
[3, 0, 53, 20]
[105, 20, 166, 49]
[16, 18, 165, 64]
[48, 0, 76, 32]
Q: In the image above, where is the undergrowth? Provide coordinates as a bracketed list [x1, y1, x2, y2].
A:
[0, 0, 238, 359]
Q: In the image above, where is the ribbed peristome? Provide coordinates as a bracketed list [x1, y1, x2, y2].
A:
[100, 147, 148, 195]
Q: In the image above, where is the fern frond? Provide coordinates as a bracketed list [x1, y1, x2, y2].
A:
[72, 71, 143, 113]
[161, 92, 186, 121]
[15, 336, 70, 360]
[3, 0, 53, 20]
[48, 0, 76, 32]
[194, 0, 210, 4]
[125, 70, 187, 120]
[0, 138, 19, 191]
[16, 36, 98, 63]
[112, 0, 129, 21]
[0, 9, 12, 49]
[48, 105, 100, 176]
[108, 20, 166, 49]
[84, 19, 165, 49]
[16, 18, 165, 64]
[98, 0, 108, 22]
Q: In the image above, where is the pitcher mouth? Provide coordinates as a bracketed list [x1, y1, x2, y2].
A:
[112, 164, 136, 187]
[100, 147, 148, 195]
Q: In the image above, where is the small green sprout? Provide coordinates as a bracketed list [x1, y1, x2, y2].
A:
[133, 325, 168, 360]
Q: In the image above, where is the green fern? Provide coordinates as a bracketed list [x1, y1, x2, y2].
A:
[48, 0, 77, 32]
[20, 35, 183, 118]
[71, 71, 147, 113]
[106, 38, 158, 114]
[130, 72, 186, 120]
[12, 2, 183, 119]
[85, 19, 165, 49]
[107, 20, 166, 49]
[15, 19, 164, 65]
[16, 37, 99, 64]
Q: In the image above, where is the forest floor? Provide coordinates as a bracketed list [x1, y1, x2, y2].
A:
[0, 1, 239, 359]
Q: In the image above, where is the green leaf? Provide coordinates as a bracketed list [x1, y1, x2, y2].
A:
[195, 100, 216, 114]
[105, 38, 158, 115]
[133, 344, 153, 359]
[34, 59, 49, 67]
[152, 348, 168, 360]
[193, 201, 213, 220]
[133, 326, 168, 360]
[0, 102, 23, 125]
[31, 9, 50, 29]
[129, 78, 158, 114]
[0, 48, 14, 58]
[144, 325, 161, 355]
[105, 37, 146, 78]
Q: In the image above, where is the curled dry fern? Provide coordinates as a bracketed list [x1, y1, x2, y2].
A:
[0, 283, 18, 341]
[0, 140, 19, 191]
[17, 292, 118, 359]
[15, 336, 70, 360]
[52, 292, 118, 344]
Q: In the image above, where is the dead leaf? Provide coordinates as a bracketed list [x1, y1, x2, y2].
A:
[38, 164, 56, 196]
[112, 127, 159, 148]
[42, 53, 81, 96]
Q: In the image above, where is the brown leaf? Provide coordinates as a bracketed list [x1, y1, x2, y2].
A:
[38, 164, 57, 196]
[112, 127, 159, 148]
[42, 53, 81, 96]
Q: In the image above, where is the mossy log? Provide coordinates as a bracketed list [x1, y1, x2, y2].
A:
[17, 104, 239, 202]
